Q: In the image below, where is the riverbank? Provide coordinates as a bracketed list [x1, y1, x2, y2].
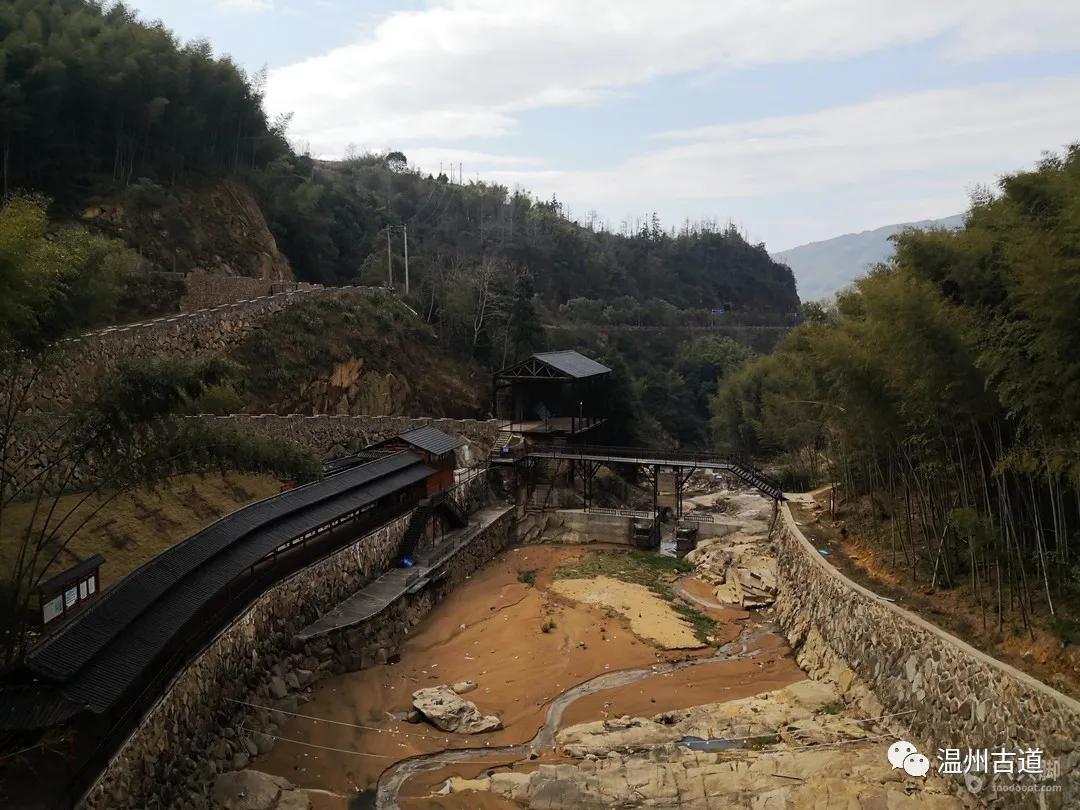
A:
[220, 485, 975, 810]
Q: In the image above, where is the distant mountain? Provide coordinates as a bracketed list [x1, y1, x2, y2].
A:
[773, 214, 966, 301]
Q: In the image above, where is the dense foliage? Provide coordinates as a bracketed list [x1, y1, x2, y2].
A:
[0, 193, 132, 347]
[713, 147, 1080, 639]
[2, 0, 797, 447]
[0, 0, 286, 194]
[255, 156, 798, 310]
[0, 197, 318, 658]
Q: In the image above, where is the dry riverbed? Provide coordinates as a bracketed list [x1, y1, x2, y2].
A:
[221, 487, 970, 810]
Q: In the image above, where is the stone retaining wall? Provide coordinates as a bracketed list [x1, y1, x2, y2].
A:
[82, 477, 512, 809]
[38, 286, 367, 406]
[197, 414, 503, 461]
[82, 511, 411, 808]
[305, 507, 516, 674]
[775, 503, 1080, 807]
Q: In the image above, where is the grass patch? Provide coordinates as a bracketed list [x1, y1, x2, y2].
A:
[0, 472, 280, 589]
[555, 549, 716, 643]
[673, 601, 718, 644]
[742, 734, 781, 750]
[554, 549, 692, 598]
[517, 569, 537, 587]
[821, 701, 845, 716]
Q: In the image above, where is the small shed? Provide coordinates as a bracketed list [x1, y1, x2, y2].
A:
[492, 350, 612, 433]
[38, 555, 104, 628]
[372, 427, 464, 494]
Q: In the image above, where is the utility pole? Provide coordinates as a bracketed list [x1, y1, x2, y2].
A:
[386, 226, 393, 288]
[402, 224, 409, 296]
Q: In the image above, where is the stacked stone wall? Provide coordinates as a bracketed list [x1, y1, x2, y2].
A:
[198, 413, 503, 461]
[38, 286, 366, 406]
[775, 503, 1080, 807]
[82, 511, 410, 808]
[82, 480, 514, 809]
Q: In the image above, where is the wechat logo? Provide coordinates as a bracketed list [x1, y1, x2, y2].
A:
[888, 740, 931, 777]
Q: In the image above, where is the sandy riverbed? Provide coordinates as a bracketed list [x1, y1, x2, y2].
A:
[253, 543, 754, 803]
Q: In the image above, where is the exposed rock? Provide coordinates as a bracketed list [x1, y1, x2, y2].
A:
[252, 732, 275, 755]
[211, 770, 309, 810]
[412, 685, 501, 734]
[687, 530, 777, 608]
[269, 676, 288, 700]
[451, 680, 478, 695]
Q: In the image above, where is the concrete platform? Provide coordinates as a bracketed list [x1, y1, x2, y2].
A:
[296, 506, 512, 640]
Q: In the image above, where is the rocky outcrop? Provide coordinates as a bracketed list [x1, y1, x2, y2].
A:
[451, 680, 965, 809]
[82, 179, 293, 281]
[412, 685, 501, 734]
[686, 531, 778, 608]
[212, 770, 309, 810]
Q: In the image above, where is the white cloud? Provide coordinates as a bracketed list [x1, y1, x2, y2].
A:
[478, 76, 1080, 248]
[265, 0, 1080, 152]
[218, 0, 272, 12]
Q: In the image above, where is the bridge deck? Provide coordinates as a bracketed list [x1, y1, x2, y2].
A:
[296, 506, 511, 640]
[528, 450, 736, 470]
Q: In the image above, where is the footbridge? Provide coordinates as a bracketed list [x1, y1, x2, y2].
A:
[522, 443, 785, 510]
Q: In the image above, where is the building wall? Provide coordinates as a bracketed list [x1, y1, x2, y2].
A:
[775, 503, 1080, 807]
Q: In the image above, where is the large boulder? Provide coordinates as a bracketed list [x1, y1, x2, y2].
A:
[212, 770, 310, 810]
[412, 685, 501, 734]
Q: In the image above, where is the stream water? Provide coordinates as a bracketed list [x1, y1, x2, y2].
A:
[374, 623, 780, 809]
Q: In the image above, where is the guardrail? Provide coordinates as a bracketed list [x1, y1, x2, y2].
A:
[586, 506, 655, 519]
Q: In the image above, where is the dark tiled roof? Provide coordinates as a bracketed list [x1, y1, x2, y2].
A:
[18, 452, 433, 718]
[398, 426, 466, 456]
[38, 554, 105, 595]
[532, 350, 611, 379]
[0, 685, 82, 731]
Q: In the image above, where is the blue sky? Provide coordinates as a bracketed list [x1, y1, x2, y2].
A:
[128, 1, 1080, 250]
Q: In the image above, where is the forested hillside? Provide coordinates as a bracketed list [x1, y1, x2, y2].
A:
[714, 147, 1080, 659]
[1, 0, 798, 444]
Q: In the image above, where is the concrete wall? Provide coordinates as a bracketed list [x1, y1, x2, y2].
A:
[775, 503, 1080, 807]
[197, 414, 503, 462]
[535, 511, 737, 548]
[82, 477, 513, 809]
[547, 510, 633, 545]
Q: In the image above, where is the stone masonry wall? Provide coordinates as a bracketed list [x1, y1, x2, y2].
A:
[197, 414, 503, 461]
[82, 512, 411, 809]
[82, 476, 510, 809]
[38, 285, 367, 406]
[305, 507, 516, 675]
[775, 503, 1080, 807]
[179, 274, 322, 312]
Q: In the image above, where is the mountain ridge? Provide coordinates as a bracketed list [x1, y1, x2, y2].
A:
[774, 213, 966, 301]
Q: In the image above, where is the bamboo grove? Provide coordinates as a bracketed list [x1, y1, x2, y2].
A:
[713, 146, 1080, 641]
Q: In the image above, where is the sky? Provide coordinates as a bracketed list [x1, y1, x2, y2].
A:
[128, 0, 1080, 251]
